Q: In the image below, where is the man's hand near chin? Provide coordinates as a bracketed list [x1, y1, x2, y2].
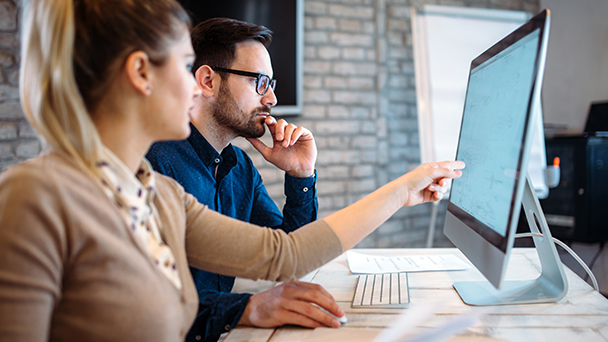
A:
[246, 116, 317, 178]
[237, 281, 344, 329]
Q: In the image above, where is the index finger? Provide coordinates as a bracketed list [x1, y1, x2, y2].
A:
[272, 118, 289, 141]
[289, 281, 335, 300]
[433, 160, 466, 171]
[287, 282, 343, 317]
[264, 115, 278, 135]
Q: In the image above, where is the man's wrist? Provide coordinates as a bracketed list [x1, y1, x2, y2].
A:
[286, 169, 315, 178]
[236, 296, 254, 326]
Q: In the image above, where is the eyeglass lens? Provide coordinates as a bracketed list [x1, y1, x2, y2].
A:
[257, 75, 276, 96]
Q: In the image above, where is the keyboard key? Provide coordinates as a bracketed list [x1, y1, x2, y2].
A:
[352, 272, 410, 309]
[399, 272, 409, 304]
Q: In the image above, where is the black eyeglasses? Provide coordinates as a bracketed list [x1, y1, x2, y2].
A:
[212, 67, 276, 96]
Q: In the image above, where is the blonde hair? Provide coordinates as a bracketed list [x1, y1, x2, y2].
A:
[19, 0, 191, 171]
[20, 0, 101, 169]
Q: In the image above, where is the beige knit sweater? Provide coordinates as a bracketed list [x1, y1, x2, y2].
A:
[0, 150, 343, 341]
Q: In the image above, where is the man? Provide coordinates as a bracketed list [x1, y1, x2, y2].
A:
[146, 18, 343, 342]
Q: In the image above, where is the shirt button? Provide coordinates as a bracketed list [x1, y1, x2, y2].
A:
[195, 336, 202, 340]
[214, 158, 221, 164]
[225, 324, 231, 331]
[302, 187, 309, 192]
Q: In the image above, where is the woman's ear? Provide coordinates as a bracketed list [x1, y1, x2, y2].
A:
[124, 51, 153, 96]
[195, 65, 219, 99]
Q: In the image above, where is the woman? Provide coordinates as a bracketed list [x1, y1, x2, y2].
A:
[0, 0, 464, 341]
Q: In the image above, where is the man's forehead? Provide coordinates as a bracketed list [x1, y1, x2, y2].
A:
[232, 40, 273, 74]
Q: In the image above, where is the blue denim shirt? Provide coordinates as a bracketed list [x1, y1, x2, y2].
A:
[146, 124, 317, 342]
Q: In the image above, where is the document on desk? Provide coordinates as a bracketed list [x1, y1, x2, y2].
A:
[346, 251, 470, 274]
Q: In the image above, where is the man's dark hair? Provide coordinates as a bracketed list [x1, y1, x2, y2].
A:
[191, 17, 273, 75]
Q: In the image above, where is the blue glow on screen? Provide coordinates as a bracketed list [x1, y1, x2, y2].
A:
[450, 29, 540, 237]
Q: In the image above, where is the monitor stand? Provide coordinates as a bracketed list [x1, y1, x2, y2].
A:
[452, 176, 569, 305]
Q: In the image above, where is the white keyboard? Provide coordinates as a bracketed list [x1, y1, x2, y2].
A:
[351, 272, 410, 308]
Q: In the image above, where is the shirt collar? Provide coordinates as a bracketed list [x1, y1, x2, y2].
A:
[187, 123, 238, 168]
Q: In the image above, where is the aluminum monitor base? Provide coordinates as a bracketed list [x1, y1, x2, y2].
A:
[453, 177, 569, 306]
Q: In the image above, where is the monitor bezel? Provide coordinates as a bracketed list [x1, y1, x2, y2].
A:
[447, 10, 549, 253]
[444, 9, 550, 289]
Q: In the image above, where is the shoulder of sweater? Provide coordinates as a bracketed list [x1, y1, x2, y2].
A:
[153, 171, 185, 194]
[0, 151, 91, 190]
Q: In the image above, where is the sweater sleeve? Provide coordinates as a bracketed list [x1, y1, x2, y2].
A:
[182, 191, 343, 282]
[0, 164, 65, 342]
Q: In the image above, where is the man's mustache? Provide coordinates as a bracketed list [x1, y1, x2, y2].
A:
[252, 106, 272, 115]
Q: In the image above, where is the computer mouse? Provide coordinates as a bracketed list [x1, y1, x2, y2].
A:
[320, 307, 347, 325]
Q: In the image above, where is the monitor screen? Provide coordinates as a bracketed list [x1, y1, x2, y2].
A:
[449, 29, 540, 251]
[444, 10, 550, 289]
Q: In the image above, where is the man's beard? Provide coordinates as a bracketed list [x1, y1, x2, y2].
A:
[212, 81, 269, 139]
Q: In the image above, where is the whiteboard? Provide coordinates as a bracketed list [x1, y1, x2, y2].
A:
[412, 5, 549, 198]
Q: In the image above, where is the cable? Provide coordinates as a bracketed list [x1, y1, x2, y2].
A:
[515, 232, 600, 292]
[584, 242, 605, 282]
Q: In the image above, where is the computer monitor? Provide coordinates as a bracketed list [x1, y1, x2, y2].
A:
[443, 9, 568, 305]
[584, 101, 608, 137]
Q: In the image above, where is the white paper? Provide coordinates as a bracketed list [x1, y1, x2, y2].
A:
[346, 251, 470, 274]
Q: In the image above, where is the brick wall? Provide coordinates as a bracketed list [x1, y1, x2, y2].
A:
[0, 0, 539, 248]
[0, 0, 40, 171]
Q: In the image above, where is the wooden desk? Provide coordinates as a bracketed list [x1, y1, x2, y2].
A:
[224, 248, 608, 342]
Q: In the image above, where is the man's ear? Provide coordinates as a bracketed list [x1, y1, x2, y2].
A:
[195, 65, 219, 99]
[124, 51, 153, 96]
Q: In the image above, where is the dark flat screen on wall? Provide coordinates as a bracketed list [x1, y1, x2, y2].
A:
[177, 0, 302, 115]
